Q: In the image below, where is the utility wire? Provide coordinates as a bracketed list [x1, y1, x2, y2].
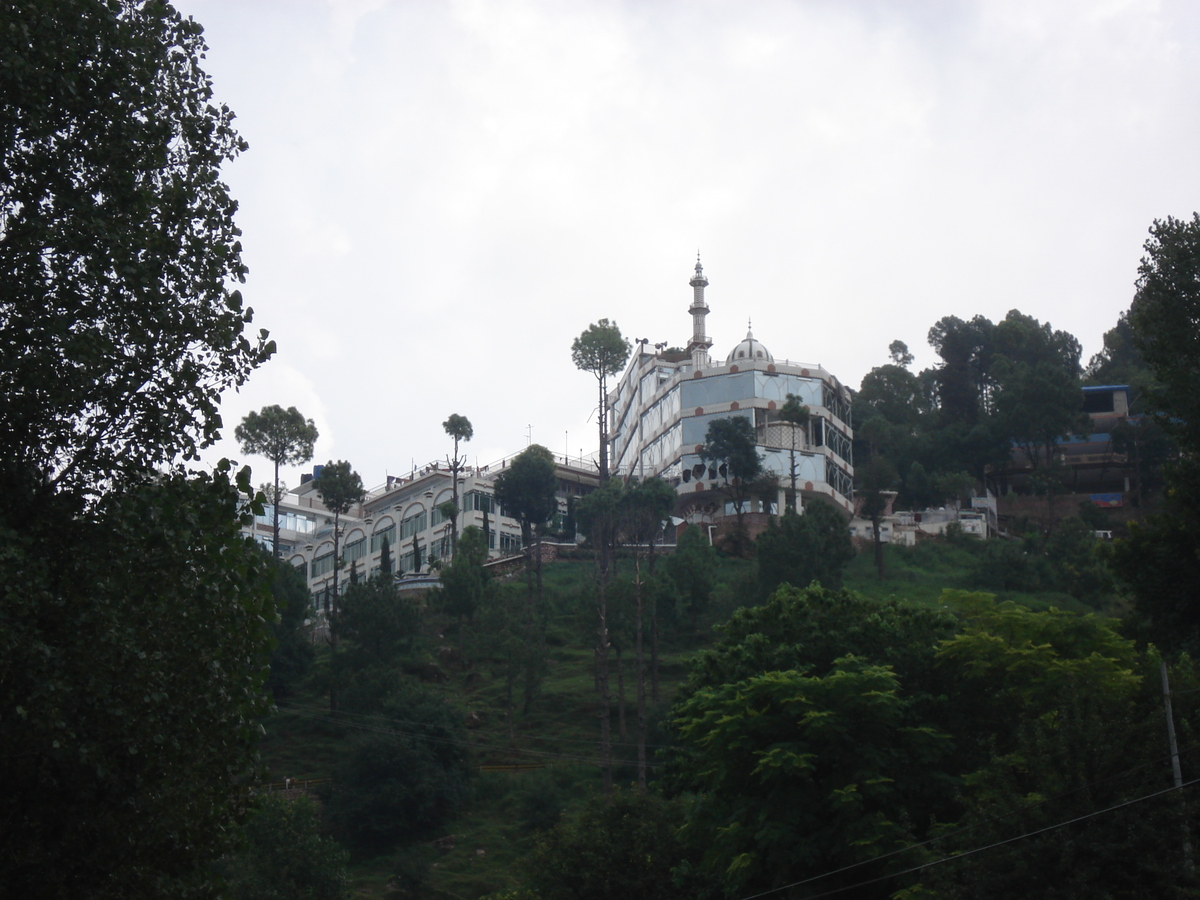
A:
[732, 737, 1200, 898]
[738, 775, 1200, 900]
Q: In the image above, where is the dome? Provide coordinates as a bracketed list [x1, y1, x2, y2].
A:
[726, 327, 773, 364]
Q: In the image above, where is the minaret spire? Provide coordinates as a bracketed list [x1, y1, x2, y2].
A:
[687, 253, 712, 370]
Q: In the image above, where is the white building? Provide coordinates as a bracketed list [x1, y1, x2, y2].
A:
[248, 456, 598, 607]
[607, 258, 854, 526]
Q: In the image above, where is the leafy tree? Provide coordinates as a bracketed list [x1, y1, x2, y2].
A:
[338, 576, 419, 665]
[925, 593, 1200, 899]
[471, 581, 546, 741]
[857, 455, 898, 579]
[755, 500, 855, 596]
[618, 477, 676, 789]
[699, 415, 762, 554]
[1129, 213, 1200, 449]
[526, 790, 690, 900]
[326, 689, 471, 855]
[267, 559, 316, 700]
[992, 355, 1085, 471]
[0, 0, 271, 514]
[223, 794, 349, 900]
[1044, 515, 1114, 604]
[494, 444, 558, 605]
[571, 319, 630, 481]
[236, 406, 319, 557]
[312, 460, 365, 623]
[1085, 309, 1150, 389]
[0, 2, 278, 894]
[439, 525, 488, 654]
[681, 583, 958, 706]
[778, 393, 810, 510]
[889, 339, 915, 367]
[574, 478, 623, 790]
[668, 659, 952, 899]
[904, 460, 935, 510]
[665, 524, 717, 631]
[442, 413, 473, 550]
[0, 465, 276, 898]
[332, 575, 420, 714]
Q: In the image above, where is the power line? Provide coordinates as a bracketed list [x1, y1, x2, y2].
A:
[738, 775, 1200, 900]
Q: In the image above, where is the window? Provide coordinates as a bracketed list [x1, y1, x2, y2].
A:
[400, 510, 427, 539]
[371, 524, 395, 551]
[500, 532, 522, 552]
[312, 552, 334, 578]
[465, 491, 494, 514]
[344, 538, 367, 562]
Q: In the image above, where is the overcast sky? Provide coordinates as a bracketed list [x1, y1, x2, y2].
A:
[180, 0, 1200, 492]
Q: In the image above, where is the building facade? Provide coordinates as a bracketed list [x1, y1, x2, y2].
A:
[607, 258, 854, 525]
[249, 456, 598, 605]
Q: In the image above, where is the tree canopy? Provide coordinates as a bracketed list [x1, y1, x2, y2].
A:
[494, 445, 558, 546]
[1, 2, 279, 894]
[236, 405, 318, 556]
[699, 415, 762, 552]
[0, 0, 272, 514]
[571, 319, 630, 480]
[1130, 213, 1200, 448]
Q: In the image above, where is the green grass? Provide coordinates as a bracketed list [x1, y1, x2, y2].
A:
[843, 539, 1097, 614]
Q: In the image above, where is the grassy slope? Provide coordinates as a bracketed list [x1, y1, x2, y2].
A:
[843, 539, 1097, 614]
[259, 538, 1098, 898]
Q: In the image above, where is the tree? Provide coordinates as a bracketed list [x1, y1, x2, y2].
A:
[378, 537, 394, 577]
[494, 445, 557, 714]
[0, 465, 277, 898]
[236, 406, 319, 557]
[1130, 213, 1200, 449]
[325, 689, 472, 855]
[439, 525, 488, 655]
[755, 500, 855, 596]
[668, 659, 952, 899]
[442, 413, 473, 551]
[778, 393, 810, 510]
[699, 415, 762, 554]
[1, 2, 278, 894]
[494, 444, 558, 606]
[0, 0, 272, 516]
[571, 319, 630, 481]
[267, 559, 316, 700]
[618, 477, 677, 789]
[857, 455, 898, 579]
[312, 460, 365, 625]
[665, 524, 717, 632]
[526, 790, 690, 900]
[222, 794, 349, 900]
[889, 339, 915, 367]
[574, 478, 623, 790]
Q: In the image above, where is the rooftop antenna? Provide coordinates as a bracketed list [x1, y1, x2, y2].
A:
[526, 424, 532, 446]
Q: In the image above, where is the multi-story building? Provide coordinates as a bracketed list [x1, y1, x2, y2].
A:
[249, 456, 598, 606]
[607, 258, 854, 526]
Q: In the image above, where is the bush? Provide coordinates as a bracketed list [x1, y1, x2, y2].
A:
[527, 790, 687, 900]
[223, 794, 349, 900]
[325, 687, 472, 855]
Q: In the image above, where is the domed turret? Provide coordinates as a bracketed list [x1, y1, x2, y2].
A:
[726, 322, 773, 364]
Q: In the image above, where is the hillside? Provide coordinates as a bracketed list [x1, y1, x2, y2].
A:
[255, 531, 1116, 899]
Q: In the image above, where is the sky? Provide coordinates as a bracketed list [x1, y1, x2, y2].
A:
[180, 0, 1200, 493]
